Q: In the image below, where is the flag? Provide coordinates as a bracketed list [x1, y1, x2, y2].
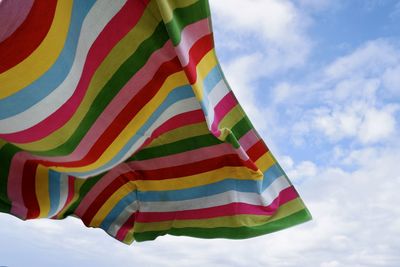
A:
[0, 0, 311, 243]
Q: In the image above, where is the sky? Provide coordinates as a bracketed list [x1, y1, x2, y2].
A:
[1, 0, 400, 266]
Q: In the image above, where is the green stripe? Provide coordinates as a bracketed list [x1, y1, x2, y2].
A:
[30, 22, 170, 156]
[61, 175, 103, 218]
[130, 133, 223, 161]
[163, 0, 210, 46]
[231, 116, 253, 140]
[134, 209, 311, 242]
[223, 116, 253, 149]
[0, 144, 20, 213]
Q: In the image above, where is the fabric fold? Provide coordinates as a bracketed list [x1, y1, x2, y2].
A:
[0, 0, 311, 244]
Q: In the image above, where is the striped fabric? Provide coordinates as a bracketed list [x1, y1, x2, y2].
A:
[0, 0, 311, 243]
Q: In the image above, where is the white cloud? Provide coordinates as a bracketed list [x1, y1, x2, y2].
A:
[383, 65, 400, 96]
[1, 2, 400, 267]
[269, 39, 400, 145]
[324, 40, 400, 80]
[210, 0, 312, 74]
[358, 106, 398, 143]
[210, 0, 308, 44]
[311, 104, 398, 144]
[281, 156, 318, 182]
[221, 53, 268, 131]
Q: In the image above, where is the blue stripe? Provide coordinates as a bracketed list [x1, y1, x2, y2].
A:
[68, 85, 195, 177]
[137, 164, 284, 201]
[262, 164, 286, 190]
[95, 164, 285, 230]
[48, 170, 61, 217]
[0, 0, 96, 119]
[70, 64, 223, 177]
[198, 65, 222, 116]
[100, 191, 137, 232]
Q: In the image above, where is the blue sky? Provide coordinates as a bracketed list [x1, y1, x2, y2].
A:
[1, 1, 400, 266]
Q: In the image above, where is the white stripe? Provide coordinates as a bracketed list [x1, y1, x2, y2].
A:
[205, 79, 230, 125]
[105, 176, 291, 235]
[73, 97, 201, 178]
[107, 200, 138, 237]
[139, 175, 291, 212]
[0, 0, 127, 133]
[175, 18, 210, 66]
[48, 173, 69, 217]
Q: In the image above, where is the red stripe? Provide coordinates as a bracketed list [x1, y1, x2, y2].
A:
[211, 91, 237, 132]
[115, 212, 136, 241]
[133, 109, 206, 155]
[1, 0, 150, 143]
[183, 33, 214, 84]
[145, 109, 206, 145]
[35, 57, 182, 168]
[31, 32, 211, 165]
[136, 186, 298, 223]
[79, 176, 129, 225]
[54, 176, 76, 218]
[134, 154, 258, 180]
[246, 140, 268, 162]
[0, 0, 57, 73]
[21, 161, 40, 219]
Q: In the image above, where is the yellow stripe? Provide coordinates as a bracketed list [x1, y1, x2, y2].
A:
[255, 151, 276, 173]
[123, 230, 135, 244]
[156, 0, 199, 23]
[216, 106, 246, 142]
[218, 106, 245, 132]
[16, 2, 163, 152]
[134, 198, 305, 232]
[0, 140, 7, 149]
[52, 71, 189, 173]
[137, 166, 262, 192]
[89, 182, 136, 227]
[0, 0, 73, 99]
[146, 122, 209, 148]
[35, 165, 51, 218]
[55, 178, 85, 219]
[191, 49, 218, 101]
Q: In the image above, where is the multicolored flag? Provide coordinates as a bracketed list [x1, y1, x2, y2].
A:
[0, 0, 311, 243]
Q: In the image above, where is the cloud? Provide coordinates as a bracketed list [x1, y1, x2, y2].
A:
[1, 2, 400, 267]
[2, 143, 399, 267]
[269, 39, 400, 146]
[281, 156, 318, 183]
[324, 39, 400, 80]
[383, 65, 400, 96]
[311, 104, 398, 144]
[358, 106, 398, 143]
[209, 0, 312, 74]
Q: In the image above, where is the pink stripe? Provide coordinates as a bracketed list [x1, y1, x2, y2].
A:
[35, 41, 176, 163]
[7, 151, 31, 219]
[115, 212, 135, 241]
[136, 186, 299, 223]
[74, 163, 133, 217]
[141, 109, 206, 148]
[1, 0, 149, 143]
[30, 18, 212, 163]
[73, 110, 206, 215]
[128, 142, 249, 171]
[211, 91, 238, 133]
[232, 129, 261, 167]
[175, 18, 211, 66]
[240, 129, 260, 151]
[54, 176, 75, 218]
[0, 0, 34, 42]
